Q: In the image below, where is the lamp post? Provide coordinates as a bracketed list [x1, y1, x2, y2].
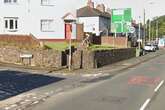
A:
[144, 1, 155, 43]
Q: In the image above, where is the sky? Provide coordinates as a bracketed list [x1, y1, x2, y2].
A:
[74, 0, 165, 22]
[93, 0, 165, 21]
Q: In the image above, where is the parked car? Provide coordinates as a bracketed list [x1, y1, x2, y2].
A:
[154, 44, 159, 50]
[140, 47, 146, 56]
[144, 44, 156, 52]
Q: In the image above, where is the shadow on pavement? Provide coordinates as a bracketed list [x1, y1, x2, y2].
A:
[0, 70, 65, 101]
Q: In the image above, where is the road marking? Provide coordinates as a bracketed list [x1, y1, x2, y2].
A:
[140, 99, 151, 110]
[128, 76, 160, 86]
[154, 80, 164, 92]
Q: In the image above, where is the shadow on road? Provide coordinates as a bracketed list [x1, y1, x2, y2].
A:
[0, 70, 65, 101]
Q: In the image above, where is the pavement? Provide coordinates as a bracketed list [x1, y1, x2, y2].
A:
[0, 49, 164, 110]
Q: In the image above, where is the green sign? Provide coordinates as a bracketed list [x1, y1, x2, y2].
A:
[111, 8, 132, 33]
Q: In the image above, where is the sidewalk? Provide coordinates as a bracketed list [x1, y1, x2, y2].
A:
[0, 50, 164, 110]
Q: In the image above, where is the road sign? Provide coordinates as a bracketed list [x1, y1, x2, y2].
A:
[129, 26, 135, 33]
[111, 8, 132, 33]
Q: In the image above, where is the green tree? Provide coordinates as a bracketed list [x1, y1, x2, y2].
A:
[149, 15, 165, 39]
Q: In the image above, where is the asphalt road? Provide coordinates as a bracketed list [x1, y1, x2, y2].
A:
[32, 51, 165, 110]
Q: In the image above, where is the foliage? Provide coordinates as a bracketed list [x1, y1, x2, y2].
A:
[146, 15, 165, 40]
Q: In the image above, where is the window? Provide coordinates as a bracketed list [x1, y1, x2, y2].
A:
[41, 0, 54, 6]
[4, 17, 18, 32]
[4, 0, 17, 4]
[41, 19, 54, 32]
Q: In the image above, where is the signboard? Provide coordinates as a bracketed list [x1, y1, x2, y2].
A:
[111, 8, 132, 33]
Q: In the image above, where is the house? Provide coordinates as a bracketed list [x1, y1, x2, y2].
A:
[0, 0, 84, 41]
[77, 0, 111, 36]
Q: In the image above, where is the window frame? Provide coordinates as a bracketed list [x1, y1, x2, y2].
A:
[4, 17, 19, 32]
[4, 0, 18, 4]
[40, 19, 55, 32]
[41, 0, 54, 6]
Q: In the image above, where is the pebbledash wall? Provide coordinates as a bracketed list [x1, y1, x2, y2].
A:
[0, 0, 84, 40]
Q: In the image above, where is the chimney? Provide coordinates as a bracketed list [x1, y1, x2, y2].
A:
[87, 0, 94, 8]
[96, 4, 105, 12]
[106, 8, 111, 14]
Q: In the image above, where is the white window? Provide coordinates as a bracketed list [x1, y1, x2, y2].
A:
[41, 0, 54, 6]
[4, 0, 17, 4]
[41, 19, 54, 32]
[4, 17, 18, 32]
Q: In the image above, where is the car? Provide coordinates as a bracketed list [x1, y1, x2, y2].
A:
[144, 44, 156, 52]
[140, 47, 146, 56]
[154, 44, 159, 50]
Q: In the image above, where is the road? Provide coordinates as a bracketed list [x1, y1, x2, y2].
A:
[32, 52, 165, 110]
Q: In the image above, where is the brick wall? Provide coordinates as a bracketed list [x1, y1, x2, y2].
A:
[76, 24, 84, 41]
[101, 36, 128, 48]
[0, 34, 40, 49]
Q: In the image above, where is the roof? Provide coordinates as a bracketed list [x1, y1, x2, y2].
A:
[62, 12, 76, 21]
[77, 6, 111, 18]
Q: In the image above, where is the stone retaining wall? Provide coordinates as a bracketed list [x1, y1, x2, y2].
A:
[0, 46, 136, 70]
[0, 46, 62, 68]
[72, 48, 136, 69]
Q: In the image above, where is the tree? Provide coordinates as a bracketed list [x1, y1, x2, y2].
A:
[149, 15, 165, 39]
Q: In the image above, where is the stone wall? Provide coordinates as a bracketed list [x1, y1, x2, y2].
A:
[0, 46, 62, 68]
[94, 48, 136, 68]
[0, 46, 136, 70]
[72, 48, 136, 69]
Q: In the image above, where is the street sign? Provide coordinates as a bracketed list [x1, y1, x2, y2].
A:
[129, 26, 135, 33]
[111, 8, 132, 33]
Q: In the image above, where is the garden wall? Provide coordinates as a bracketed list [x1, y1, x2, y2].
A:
[0, 46, 62, 68]
[72, 48, 136, 69]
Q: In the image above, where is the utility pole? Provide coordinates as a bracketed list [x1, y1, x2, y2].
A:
[149, 20, 151, 42]
[156, 20, 159, 40]
[143, 9, 146, 45]
[138, 16, 141, 50]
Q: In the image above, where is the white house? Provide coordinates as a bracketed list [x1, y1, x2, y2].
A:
[77, 0, 111, 36]
[0, 0, 84, 40]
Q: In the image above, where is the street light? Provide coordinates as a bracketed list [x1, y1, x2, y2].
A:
[144, 1, 156, 43]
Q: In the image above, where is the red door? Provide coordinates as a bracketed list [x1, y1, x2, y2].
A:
[65, 23, 72, 40]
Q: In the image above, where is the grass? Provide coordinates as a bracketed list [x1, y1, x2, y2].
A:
[44, 41, 78, 50]
[44, 42, 116, 51]
[88, 44, 115, 51]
